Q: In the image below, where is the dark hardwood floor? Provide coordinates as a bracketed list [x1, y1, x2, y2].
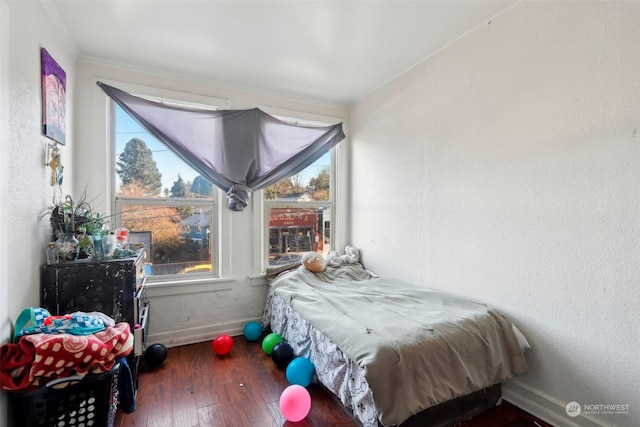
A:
[115, 339, 552, 427]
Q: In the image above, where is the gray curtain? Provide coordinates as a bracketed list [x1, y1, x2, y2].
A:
[98, 82, 345, 211]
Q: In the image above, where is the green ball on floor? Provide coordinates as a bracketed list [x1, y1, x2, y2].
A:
[262, 332, 284, 355]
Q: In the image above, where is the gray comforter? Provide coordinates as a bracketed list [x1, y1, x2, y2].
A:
[270, 264, 529, 425]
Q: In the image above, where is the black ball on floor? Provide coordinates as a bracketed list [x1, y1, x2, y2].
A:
[144, 343, 168, 368]
[271, 342, 294, 369]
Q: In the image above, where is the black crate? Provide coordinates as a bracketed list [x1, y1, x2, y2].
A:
[7, 362, 120, 427]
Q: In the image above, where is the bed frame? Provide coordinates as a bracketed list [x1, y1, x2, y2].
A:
[382, 383, 501, 427]
[314, 365, 502, 427]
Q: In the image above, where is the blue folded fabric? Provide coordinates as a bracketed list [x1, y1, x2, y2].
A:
[117, 357, 136, 413]
[13, 307, 105, 342]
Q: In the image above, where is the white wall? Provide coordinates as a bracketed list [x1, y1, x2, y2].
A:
[73, 61, 348, 347]
[4, 0, 77, 317]
[349, 2, 639, 426]
[1, 2, 77, 427]
[0, 1, 10, 424]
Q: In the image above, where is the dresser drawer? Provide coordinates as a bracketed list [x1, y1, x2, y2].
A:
[134, 303, 149, 356]
[133, 275, 146, 327]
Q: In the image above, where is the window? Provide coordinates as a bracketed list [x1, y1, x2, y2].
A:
[260, 109, 341, 270]
[111, 87, 228, 279]
[265, 157, 332, 267]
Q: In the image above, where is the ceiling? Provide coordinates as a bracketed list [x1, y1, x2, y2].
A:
[48, 0, 516, 106]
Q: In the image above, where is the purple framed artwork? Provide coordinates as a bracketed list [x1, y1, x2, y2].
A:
[41, 48, 66, 144]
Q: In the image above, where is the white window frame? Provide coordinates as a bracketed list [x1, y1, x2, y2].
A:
[251, 106, 348, 274]
[106, 80, 232, 283]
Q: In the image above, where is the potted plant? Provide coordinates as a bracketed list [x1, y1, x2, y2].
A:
[49, 192, 109, 261]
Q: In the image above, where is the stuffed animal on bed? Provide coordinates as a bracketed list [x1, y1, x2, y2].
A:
[301, 252, 326, 272]
[325, 245, 360, 267]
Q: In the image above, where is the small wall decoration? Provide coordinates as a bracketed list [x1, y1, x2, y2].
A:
[47, 143, 63, 186]
[41, 47, 66, 144]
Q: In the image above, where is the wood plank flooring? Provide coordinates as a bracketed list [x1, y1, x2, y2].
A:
[115, 339, 552, 427]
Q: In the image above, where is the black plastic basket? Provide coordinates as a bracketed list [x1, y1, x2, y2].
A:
[7, 362, 120, 427]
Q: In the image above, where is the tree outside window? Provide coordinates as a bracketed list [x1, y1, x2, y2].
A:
[114, 105, 215, 277]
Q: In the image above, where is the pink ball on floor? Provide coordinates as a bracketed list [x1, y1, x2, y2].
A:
[279, 384, 311, 422]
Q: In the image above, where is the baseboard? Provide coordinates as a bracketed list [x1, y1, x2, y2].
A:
[503, 379, 604, 427]
[146, 317, 263, 348]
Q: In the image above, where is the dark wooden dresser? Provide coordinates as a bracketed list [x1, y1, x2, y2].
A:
[43, 252, 149, 390]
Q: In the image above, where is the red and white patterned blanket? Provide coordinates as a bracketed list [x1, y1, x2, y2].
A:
[1, 322, 133, 391]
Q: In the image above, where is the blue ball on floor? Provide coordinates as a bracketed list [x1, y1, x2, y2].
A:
[286, 357, 315, 387]
[144, 343, 168, 368]
[243, 321, 262, 342]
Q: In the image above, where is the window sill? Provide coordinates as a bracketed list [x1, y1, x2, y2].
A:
[248, 273, 268, 287]
[145, 276, 235, 297]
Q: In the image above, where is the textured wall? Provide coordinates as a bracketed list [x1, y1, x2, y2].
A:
[3, 2, 76, 340]
[349, 2, 639, 426]
[0, 2, 9, 426]
[1, 3, 77, 427]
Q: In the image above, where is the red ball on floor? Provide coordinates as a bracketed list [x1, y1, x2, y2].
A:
[212, 334, 234, 355]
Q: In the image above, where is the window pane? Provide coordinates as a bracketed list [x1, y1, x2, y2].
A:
[115, 104, 213, 198]
[120, 203, 212, 276]
[114, 102, 217, 278]
[264, 153, 331, 202]
[268, 206, 330, 266]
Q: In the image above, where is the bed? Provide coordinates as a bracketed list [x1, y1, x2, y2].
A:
[261, 257, 529, 427]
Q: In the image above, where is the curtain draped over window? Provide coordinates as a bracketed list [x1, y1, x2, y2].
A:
[97, 82, 345, 211]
